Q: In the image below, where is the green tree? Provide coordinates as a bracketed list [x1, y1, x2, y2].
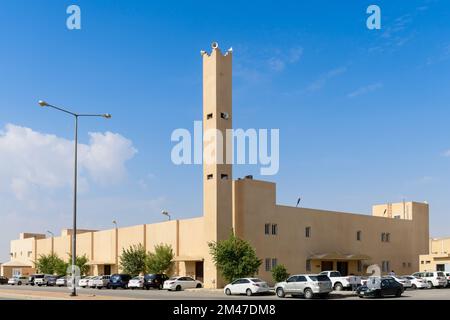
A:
[35, 253, 66, 275]
[119, 244, 148, 275]
[146, 244, 175, 275]
[208, 233, 262, 283]
[66, 254, 90, 276]
[271, 264, 289, 283]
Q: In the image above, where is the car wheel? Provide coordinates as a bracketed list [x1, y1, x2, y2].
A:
[196, 283, 202, 288]
[304, 288, 314, 299]
[411, 284, 417, 290]
[427, 281, 433, 289]
[246, 289, 253, 296]
[395, 289, 402, 297]
[334, 282, 343, 291]
[176, 285, 182, 291]
[276, 288, 285, 298]
[18, 282, 22, 286]
[225, 288, 231, 296]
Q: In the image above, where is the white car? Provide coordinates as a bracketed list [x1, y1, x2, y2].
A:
[224, 278, 270, 296]
[275, 274, 333, 299]
[402, 276, 428, 289]
[56, 276, 68, 287]
[8, 276, 29, 285]
[319, 271, 361, 291]
[93, 275, 111, 289]
[78, 276, 95, 288]
[163, 276, 202, 291]
[88, 276, 101, 288]
[128, 276, 145, 289]
[392, 276, 412, 289]
[412, 271, 448, 288]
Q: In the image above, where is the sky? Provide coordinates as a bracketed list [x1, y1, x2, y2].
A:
[0, 0, 449, 262]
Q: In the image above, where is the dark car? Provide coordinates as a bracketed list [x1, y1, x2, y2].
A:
[46, 276, 59, 286]
[144, 274, 169, 290]
[0, 276, 8, 285]
[108, 274, 132, 289]
[357, 277, 404, 298]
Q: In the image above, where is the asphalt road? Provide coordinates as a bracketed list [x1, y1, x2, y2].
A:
[1, 285, 450, 300]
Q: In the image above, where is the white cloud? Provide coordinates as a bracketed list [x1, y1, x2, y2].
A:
[443, 150, 450, 157]
[267, 46, 303, 72]
[347, 83, 383, 98]
[0, 124, 137, 199]
[306, 66, 347, 92]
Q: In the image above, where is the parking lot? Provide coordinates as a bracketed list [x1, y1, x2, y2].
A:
[1, 285, 450, 300]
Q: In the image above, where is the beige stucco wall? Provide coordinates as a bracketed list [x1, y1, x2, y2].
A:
[419, 237, 450, 272]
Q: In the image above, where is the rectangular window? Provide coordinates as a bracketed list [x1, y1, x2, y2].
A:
[207, 174, 213, 180]
[207, 113, 213, 119]
[381, 233, 386, 242]
[265, 258, 271, 272]
[382, 261, 390, 272]
[220, 174, 229, 180]
[271, 224, 278, 235]
[305, 227, 311, 238]
[408, 262, 411, 268]
[306, 259, 311, 272]
[386, 233, 390, 242]
[272, 258, 277, 269]
[264, 224, 270, 235]
[421, 261, 424, 264]
[356, 231, 362, 241]
[402, 262, 406, 268]
[220, 112, 229, 120]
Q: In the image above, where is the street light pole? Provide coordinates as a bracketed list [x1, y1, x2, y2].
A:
[38, 100, 111, 297]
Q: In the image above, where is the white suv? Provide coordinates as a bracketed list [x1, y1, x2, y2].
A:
[412, 271, 447, 288]
[275, 274, 333, 299]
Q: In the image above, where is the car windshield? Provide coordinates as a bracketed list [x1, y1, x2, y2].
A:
[132, 276, 142, 280]
[309, 275, 330, 281]
[437, 272, 445, 277]
[250, 278, 264, 283]
[169, 277, 179, 280]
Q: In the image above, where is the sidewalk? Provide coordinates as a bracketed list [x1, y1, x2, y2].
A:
[0, 289, 137, 300]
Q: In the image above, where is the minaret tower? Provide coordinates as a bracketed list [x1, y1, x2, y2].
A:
[202, 42, 233, 288]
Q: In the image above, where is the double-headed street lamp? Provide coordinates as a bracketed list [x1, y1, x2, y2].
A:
[38, 100, 111, 296]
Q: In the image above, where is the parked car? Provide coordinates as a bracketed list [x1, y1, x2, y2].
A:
[412, 271, 447, 288]
[93, 275, 111, 289]
[144, 274, 169, 290]
[79, 276, 96, 288]
[34, 274, 53, 286]
[56, 276, 68, 287]
[357, 277, 403, 298]
[224, 278, 270, 296]
[275, 274, 333, 299]
[88, 276, 101, 288]
[445, 273, 450, 288]
[8, 276, 29, 285]
[391, 276, 412, 290]
[108, 274, 132, 289]
[163, 276, 203, 291]
[31, 274, 45, 286]
[129, 276, 145, 289]
[319, 271, 361, 291]
[46, 275, 59, 286]
[402, 276, 428, 289]
[0, 276, 9, 285]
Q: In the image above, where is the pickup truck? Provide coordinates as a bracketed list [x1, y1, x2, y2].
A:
[319, 271, 361, 291]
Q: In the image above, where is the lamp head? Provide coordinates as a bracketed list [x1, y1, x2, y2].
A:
[38, 100, 49, 107]
[103, 113, 112, 119]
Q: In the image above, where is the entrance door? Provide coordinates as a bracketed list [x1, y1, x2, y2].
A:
[195, 261, 204, 282]
[104, 265, 111, 275]
[321, 261, 334, 271]
[337, 261, 348, 276]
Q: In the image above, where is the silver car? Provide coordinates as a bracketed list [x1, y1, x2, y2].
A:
[275, 274, 333, 299]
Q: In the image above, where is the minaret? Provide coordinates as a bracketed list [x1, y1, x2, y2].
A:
[202, 42, 233, 288]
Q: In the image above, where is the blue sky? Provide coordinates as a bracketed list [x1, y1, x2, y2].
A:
[0, 0, 449, 261]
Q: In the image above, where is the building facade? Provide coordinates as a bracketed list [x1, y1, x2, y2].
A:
[2, 43, 430, 287]
[419, 237, 450, 272]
